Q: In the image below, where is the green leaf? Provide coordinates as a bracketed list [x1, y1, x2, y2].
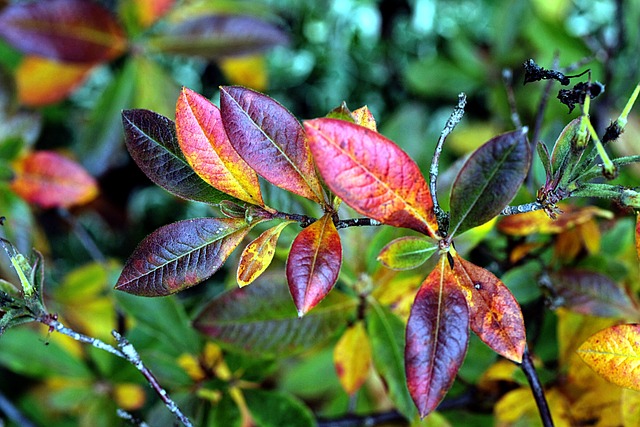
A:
[115, 292, 200, 355]
[367, 301, 417, 420]
[244, 389, 315, 427]
[115, 217, 250, 296]
[76, 58, 135, 175]
[377, 236, 438, 270]
[193, 275, 357, 357]
[209, 392, 242, 427]
[449, 129, 531, 237]
[123, 109, 238, 205]
[0, 328, 92, 379]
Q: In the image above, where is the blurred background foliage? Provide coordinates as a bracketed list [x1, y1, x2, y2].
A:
[0, 0, 639, 426]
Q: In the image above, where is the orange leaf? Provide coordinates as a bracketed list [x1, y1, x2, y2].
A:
[305, 118, 438, 236]
[333, 321, 372, 394]
[175, 87, 264, 205]
[219, 55, 268, 92]
[498, 205, 612, 236]
[286, 213, 342, 316]
[237, 221, 293, 287]
[452, 253, 525, 362]
[11, 151, 98, 208]
[577, 324, 640, 391]
[16, 56, 94, 106]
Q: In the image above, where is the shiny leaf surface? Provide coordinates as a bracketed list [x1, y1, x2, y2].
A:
[237, 221, 293, 287]
[405, 256, 469, 417]
[0, 0, 126, 63]
[176, 87, 263, 205]
[449, 129, 530, 236]
[377, 236, 438, 271]
[115, 218, 250, 296]
[452, 254, 526, 363]
[221, 86, 325, 203]
[305, 118, 437, 236]
[333, 321, 372, 395]
[11, 150, 98, 209]
[194, 276, 357, 357]
[122, 109, 235, 204]
[577, 324, 640, 391]
[286, 214, 342, 316]
[146, 15, 289, 59]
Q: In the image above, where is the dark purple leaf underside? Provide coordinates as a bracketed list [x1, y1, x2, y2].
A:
[115, 217, 249, 296]
[148, 15, 289, 59]
[0, 0, 126, 63]
[122, 109, 237, 205]
[449, 129, 531, 237]
[405, 256, 470, 418]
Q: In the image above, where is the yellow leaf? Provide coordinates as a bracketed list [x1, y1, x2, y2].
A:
[495, 387, 572, 427]
[333, 321, 372, 394]
[577, 324, 640, 391]
[622, 388, 640, 427]
[219, 55, 268, 91]
[113, 383, 146, 411]
[16, 56, 94, 106]
[237, 221, 293, 287]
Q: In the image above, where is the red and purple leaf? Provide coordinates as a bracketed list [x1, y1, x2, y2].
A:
[305, 118, 438, 237]
[146, 15, 289, 59]
[11, 150, 98, 209]
[115, 218, 250, 296]
[405, 256, 469, 418]
[220, 86, 325, 203]
[176, 87, 263, 206]
[452, 254, 526, 363]
[122, 109, 237, 205]
[286, 214, 342, 316]
[449, 129, 531, 237]
[0, 0, 126, 63]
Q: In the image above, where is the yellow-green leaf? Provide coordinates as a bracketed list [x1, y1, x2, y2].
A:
[377, 236, 438, 271]
[577, 324, 640, 391]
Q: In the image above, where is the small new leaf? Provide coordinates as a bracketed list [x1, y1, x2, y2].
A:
[286, 214, 342, 316]
[237, 221, 294, 287]
[305, 118, 438, 237]
[405, 255, 469, 418]
[449, 129, 531, 237]
[116, 218, 251, 296]
[377, 236, 438, 271]
[577, 324, 640, 391]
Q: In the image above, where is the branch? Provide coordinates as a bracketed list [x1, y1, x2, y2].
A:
[38, 315, 193, 427]
[317, 410, 405, 427]
[519, 347, 554, 427]
[500, 202, 544, 216]
[0, 390, 37, 427]
[430, 93, 467, 233]
[335, 217, 381, 229]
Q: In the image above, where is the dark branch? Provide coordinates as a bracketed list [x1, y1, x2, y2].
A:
[519, 348, 554, 427]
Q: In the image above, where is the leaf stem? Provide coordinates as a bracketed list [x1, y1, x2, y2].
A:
[430, 93, 467, 233]
[519, 347, 554, 427]
[38, 315, 193, 427]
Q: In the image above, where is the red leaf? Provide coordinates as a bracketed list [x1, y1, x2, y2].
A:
[405, 256, 469, 417]
[0, 0, 126, 63]
[305, 118, 437, 237]
[11, 151, 98, 208]
[286, 214, 342, 316]
[115, 218, 250, 296]
[176, 87, 264, 205]
[220, 86, 325, 203]
[452, 254, 525, 363]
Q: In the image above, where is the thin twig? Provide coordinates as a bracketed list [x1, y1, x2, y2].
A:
[0, 390, 37, 427]
[57, 208, 106, 264]
[500, 202, 544, 216]
[520, 347, 554, 427]
[503, 68, 523, 130]
[335, 218, 381, 229]
[117, 409, 151, 427]
[430, 93, 467, 233]
[113, 331, 194, 427]
[38, 316, 193, 427]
